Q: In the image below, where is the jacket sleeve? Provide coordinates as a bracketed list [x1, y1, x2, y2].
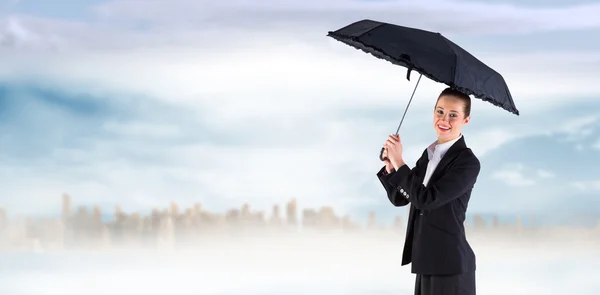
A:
[376, 150, 428, 207]
[386, 150, 480, 210]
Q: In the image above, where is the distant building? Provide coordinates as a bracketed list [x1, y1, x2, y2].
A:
[286, 199, 298, 226]
[472, 214, 486, 230]
[269, 205, 282, 226]
[317, 206, 338, 229]
[492, 215, 499, 229]
[0, 207, 6, 231]
[368, 212, 376, 229]
[61, 193, 72, 222]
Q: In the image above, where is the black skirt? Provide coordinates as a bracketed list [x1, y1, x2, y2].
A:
[414, 271, 476, 295]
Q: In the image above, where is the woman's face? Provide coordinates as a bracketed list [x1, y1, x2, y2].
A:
[433, 95, 470, 143]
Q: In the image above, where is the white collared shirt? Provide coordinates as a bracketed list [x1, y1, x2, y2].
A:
[422, 134, 462, 187]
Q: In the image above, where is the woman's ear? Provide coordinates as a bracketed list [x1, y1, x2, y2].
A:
[463, 116, 471, 125]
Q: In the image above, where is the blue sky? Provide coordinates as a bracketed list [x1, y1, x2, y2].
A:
[0, 0, 599, 226]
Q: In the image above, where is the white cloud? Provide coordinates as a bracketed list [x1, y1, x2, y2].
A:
[0, 79, 592, 216]
[550, 115, 599, 150]
[90, 0, 600, 34]
[462, 114, 600, 159]
[492, 164, 537, 187]
[556, 115, 598, 137]
[536, 169, 555, 179]
[492, 164, 556, 187]
[466, 128, 522, 158]
[0, 18, 36, 48]
[2, 39, 599, 122]
[101, 121, 183, 139]
[570, 180, 600, 192]
[0, 96, 405, 216]
[1, 3, 599, 118]
[0, 141, 386, 217]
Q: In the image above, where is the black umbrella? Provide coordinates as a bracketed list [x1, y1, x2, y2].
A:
[326, 19, 519, 161]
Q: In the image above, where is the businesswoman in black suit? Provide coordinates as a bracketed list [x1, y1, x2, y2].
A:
[377, 87, 480, 295]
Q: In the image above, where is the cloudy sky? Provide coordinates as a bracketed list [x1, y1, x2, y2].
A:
[0, 0, 599, 225]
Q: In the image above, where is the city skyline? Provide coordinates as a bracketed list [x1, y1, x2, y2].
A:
[0, 193, 600, 227]
[3, 193, 599, 229]
[1, 193, 599, 253]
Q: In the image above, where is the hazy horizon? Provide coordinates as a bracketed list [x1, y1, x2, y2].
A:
[1, 233, 599, 295]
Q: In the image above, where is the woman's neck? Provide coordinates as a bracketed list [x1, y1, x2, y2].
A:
[437, 133, 462, 145]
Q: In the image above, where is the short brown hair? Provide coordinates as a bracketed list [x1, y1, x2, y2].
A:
[437, 87, 471, 117]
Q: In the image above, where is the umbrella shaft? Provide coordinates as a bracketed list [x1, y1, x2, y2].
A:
[379, 73, 422, 162]
[395, 73, 422, 134]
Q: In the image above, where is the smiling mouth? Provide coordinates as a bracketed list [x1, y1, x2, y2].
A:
[437, 124, 451, 132]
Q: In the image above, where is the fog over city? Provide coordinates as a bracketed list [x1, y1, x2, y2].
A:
[1, 195, 599, 295]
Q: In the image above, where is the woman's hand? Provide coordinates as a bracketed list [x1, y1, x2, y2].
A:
[382, 147, 394, 173]
[385, 134, 405, 170]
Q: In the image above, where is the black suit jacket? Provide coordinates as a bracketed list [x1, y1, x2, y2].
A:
[377, 136, 480, 275]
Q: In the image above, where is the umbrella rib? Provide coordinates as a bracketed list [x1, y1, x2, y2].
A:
[395, 73, 423, 135]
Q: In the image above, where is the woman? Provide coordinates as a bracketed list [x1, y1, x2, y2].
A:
[377, 87, 480, 295]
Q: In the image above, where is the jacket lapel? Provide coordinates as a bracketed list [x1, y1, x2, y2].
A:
[427, 136, 468, 184]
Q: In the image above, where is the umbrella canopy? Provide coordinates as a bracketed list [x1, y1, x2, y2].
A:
[327, 19, 519, 115]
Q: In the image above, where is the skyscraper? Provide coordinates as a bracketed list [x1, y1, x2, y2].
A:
[368, 211, 376, 229]
[61, 193, 72, 222]
[286, 199, 297, 226]
[0, 207, 6, 230]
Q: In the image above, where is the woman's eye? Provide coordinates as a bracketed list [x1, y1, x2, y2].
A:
[450, 113, 457, 117]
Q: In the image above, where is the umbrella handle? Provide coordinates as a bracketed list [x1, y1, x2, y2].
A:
[379, 147, 387, 161]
